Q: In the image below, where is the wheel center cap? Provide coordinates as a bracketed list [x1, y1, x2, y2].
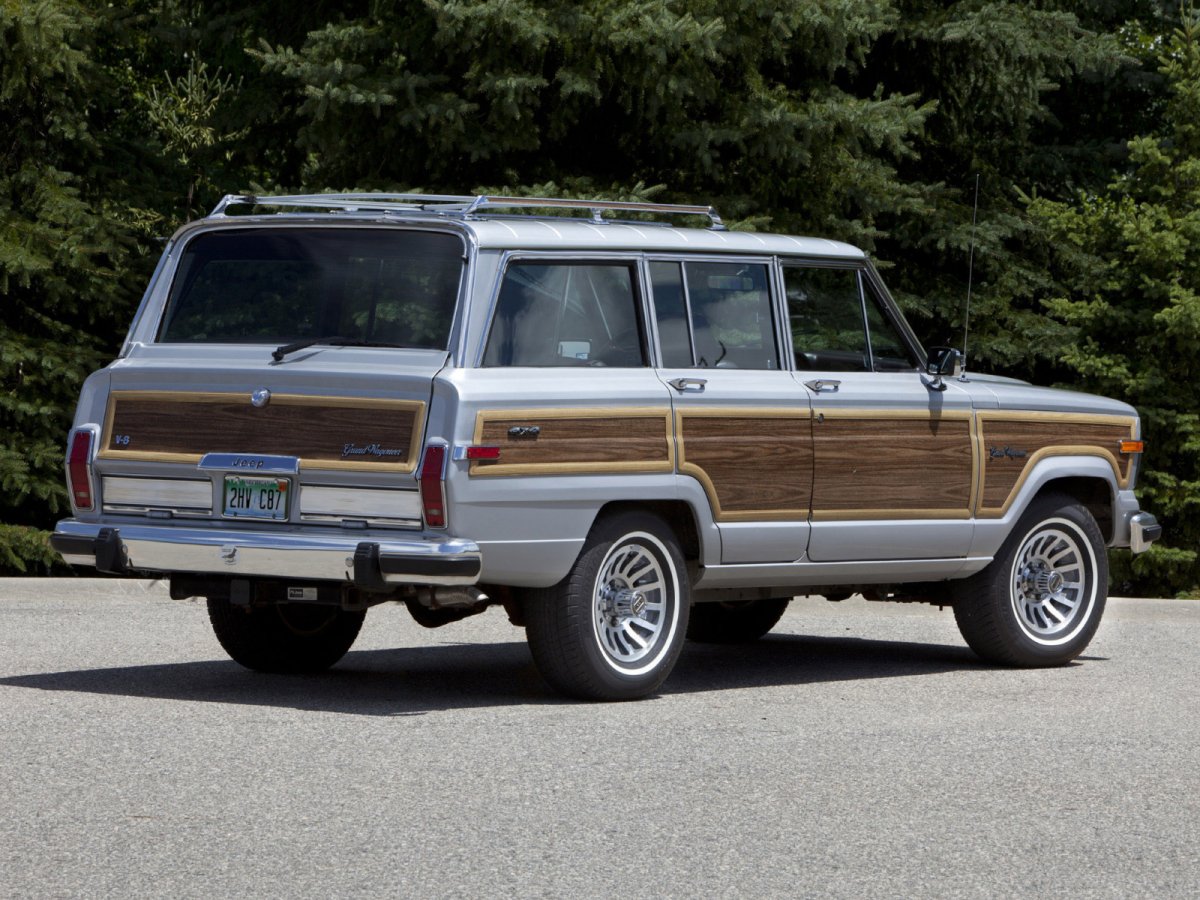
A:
[603, 587, 647, 619]
[1034, 570, 1065, 595]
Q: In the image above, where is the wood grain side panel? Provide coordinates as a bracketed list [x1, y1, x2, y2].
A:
[678, 413, 812, 520]
[979, 417, 1135, 512]
[100, 392, 423, 472]
[811, 414, 974, 516]
[470, 409, 673, 476]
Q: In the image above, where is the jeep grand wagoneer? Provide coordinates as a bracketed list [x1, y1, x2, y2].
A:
[52, 193, 1161, 699]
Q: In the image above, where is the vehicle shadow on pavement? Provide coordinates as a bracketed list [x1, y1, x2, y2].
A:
[0, 632, 1026, 715]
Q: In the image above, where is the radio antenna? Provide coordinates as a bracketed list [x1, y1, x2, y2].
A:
[960, 173, 980, 379]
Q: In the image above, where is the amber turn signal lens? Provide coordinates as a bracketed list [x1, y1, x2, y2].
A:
[1119, 440, 1145, 454]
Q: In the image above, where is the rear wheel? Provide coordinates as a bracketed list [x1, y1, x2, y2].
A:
[953, 493, 1107, 666]
[525, 511, 689, 700]
[687, 597, 790, 643]
[207, 598, 365, 673]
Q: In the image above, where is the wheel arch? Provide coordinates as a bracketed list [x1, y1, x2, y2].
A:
[595, 499, 705, 564]
[970, 455, 1121, 559]
[1030, 476, 1114, 543]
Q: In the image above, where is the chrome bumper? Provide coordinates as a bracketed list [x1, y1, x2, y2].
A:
[1129, 512, 1162, 555]
[51, 519, 481, 586]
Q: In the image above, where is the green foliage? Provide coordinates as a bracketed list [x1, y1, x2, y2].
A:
[252, 0, 932, 247]
[142, 58, 249, 220]
[1026, 5, 1200, 596]
[0, 523, 68, 574]
[0, 0, 1194, 593]
[0, 0, 136, 574]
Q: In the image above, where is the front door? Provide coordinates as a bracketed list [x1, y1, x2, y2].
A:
[782, 263, 977, 561]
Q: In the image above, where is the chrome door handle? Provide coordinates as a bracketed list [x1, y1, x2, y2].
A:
[668, 377, 707, 393]
[803, 379, 841, 393]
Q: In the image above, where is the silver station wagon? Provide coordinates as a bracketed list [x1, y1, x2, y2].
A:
[53, 193, 1162, 699]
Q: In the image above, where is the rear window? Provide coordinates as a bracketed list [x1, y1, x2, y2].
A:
[158, 228, 464, 348]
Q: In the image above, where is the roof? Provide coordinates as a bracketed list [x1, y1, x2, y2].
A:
[462, 217, 864, 257]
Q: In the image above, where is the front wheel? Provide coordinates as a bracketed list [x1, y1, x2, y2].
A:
[953, 493, 1107, 666]
[207, 598, 366, 673]
[525, 512, 689, 700]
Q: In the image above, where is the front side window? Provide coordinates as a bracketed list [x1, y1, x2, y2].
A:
[649, 260, 777, 369]
[159, 228, 463, 348]
[483, 262, 645, 367]
[784, 265, 916, 372]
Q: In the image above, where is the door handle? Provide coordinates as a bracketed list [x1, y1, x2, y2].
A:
[803, 379, 841, 393]
[668, 377, 707, 393]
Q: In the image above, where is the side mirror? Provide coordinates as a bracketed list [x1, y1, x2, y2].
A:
[924, 346, 962, 391]
[926, 346, 963, 378]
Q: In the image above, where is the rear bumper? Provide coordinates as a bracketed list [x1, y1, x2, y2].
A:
[51, 519, 481, 587]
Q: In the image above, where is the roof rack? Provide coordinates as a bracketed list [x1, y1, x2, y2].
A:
[208, 192, 725, 229]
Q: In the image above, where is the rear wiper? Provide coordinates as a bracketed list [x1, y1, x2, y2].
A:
[271, 336, 412, 361]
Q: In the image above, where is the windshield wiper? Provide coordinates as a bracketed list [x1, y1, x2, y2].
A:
[271, 336, 413, 361]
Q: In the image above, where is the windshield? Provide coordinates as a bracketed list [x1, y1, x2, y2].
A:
[158, 228, 463, 348]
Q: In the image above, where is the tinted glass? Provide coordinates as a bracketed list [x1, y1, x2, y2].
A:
[784, 266, 917, 372]
[649, 261, 693, 367]
[784, 266, 869, 371]
[862, 288, 917, 371]
[648, 260, 777, 369]
[159, 229, 463, 347]
[483, 262, 644, 367]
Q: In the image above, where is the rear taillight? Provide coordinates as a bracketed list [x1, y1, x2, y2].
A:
[67, 428, 95, 511]
[419, 444, 447, 528]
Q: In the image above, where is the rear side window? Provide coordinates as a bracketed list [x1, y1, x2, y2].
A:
[483, 262, 645, 367]
[649, 260, 777, 369]
[159, 228, 463, 348]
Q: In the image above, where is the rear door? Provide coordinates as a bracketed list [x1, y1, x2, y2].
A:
[648, 257, 813, 564]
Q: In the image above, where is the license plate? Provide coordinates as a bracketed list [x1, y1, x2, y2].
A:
[223, 475, 290, 520]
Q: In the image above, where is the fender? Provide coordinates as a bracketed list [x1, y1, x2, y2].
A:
[968, 454, 1121, 560]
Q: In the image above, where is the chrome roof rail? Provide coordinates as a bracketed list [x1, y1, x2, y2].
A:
[208, 193, 725, 229]
[208, 193, 477, 217]
[458, 195, 725, 229]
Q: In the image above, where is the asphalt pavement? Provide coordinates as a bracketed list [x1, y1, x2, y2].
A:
[0, 578, 1196, 898]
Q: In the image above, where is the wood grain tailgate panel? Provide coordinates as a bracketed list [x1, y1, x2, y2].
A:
[101, 392, 423, 471]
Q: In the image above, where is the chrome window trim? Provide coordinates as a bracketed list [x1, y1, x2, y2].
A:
[678, 261, 699, 365]
[857, 270, 875, 370]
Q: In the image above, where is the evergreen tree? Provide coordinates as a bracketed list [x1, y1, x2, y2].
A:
[1026, 6, 1200, 596]
[253, 1, 933, 243]
[0, 0, 1192, 594]
[0, 1, 136, 571]
[860, 1, 1134, 371]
